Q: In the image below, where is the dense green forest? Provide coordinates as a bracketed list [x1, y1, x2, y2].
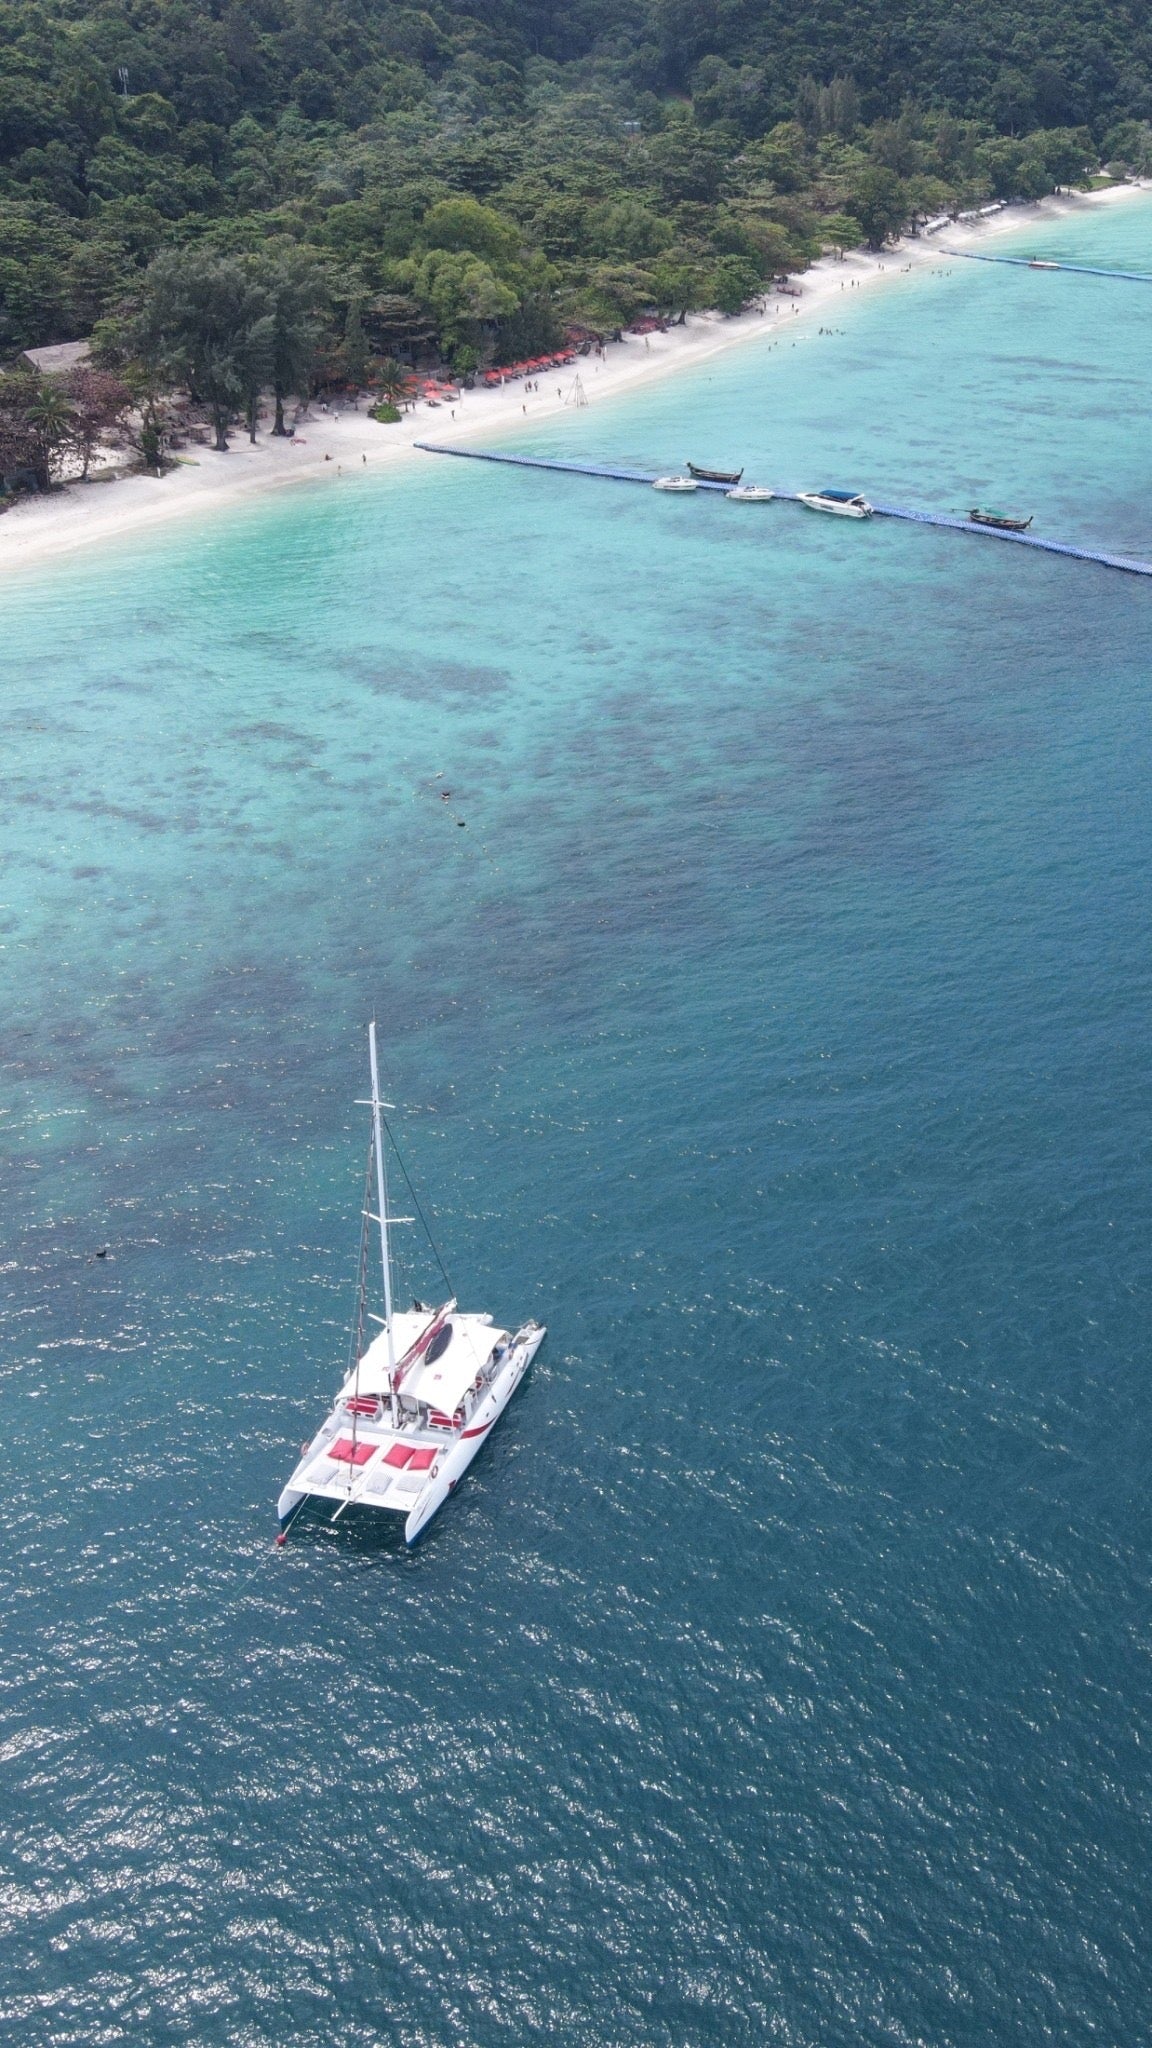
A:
[3, 0, 1152, 376]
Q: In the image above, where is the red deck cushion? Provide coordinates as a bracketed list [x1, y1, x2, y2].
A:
[330, 1437, 376, 1466]
[384, 1443, 414, 1469]
[408, 1448, 437, 1472]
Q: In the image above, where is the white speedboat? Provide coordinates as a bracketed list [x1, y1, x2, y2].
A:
[277, 1024, 545, 1546]
[652, 474, 698, 492]
[798, 489, 873, 518]
[726, 484, 774, 502]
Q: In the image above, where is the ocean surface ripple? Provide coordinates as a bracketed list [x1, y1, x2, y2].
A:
[2, 200, 1152, 2044]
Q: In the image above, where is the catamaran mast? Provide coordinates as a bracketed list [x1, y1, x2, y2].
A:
[367, 1020, 398, 1425]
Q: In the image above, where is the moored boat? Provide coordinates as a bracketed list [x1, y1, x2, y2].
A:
[687, 462, 743, 484]
[276, 1024, 545, 1547]
[726, 483, 774, 502]
[967, 507, 1033, 531]
[653, 474, 698, 492]
[798, 489, 873, 518]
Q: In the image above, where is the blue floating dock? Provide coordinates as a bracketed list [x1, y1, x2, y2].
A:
[940, 248, 1152, 284]
[414, 443, 1152, 579]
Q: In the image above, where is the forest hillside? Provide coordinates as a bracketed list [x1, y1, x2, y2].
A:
[3, 0, 1151, 374]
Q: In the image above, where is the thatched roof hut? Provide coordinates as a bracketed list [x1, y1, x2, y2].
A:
[20, 340, 92, 376]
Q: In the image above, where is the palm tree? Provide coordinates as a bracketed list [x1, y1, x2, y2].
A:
[24, 378, 74, 488]
[375, 357, 409, 404]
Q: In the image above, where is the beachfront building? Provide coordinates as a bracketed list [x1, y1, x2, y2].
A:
[19, 340, 92, 377]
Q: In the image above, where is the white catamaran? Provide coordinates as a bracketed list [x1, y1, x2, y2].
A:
[277, 1024, 546, 1545]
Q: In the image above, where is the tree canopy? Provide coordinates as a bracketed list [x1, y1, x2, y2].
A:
[1, 0, 1145, 369]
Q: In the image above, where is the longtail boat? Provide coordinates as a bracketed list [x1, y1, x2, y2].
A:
[968, 507, 1033, 532]
[687, 462, 743, 484]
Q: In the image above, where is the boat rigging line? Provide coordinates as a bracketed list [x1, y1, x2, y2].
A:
[349, 1141, 374, 1381]
[379, 1108, 455, 1302]
[414, 443, 1152, 579]
[343, 1138, 376, 1483]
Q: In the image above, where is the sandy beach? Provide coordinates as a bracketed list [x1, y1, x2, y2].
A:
[1, 182, 1144, 577]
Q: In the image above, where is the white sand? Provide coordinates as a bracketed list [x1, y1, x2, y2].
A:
[1, 181, 1144, 578]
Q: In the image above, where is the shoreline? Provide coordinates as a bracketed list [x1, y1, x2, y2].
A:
[0, 181, 1145, 578]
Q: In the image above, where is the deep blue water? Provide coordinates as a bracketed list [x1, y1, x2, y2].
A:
[3, 198, 1152, 2044]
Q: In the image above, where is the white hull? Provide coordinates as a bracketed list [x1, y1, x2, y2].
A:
[797, 492, 873, 518]
[278, 1321, 545, 1544]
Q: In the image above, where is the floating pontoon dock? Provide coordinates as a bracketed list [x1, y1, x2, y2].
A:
[941, 248, 1152, 284]
[414, 443, 1152, 578]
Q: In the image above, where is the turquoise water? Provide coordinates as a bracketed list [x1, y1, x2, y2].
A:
[2, 198, 1152, 2044]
